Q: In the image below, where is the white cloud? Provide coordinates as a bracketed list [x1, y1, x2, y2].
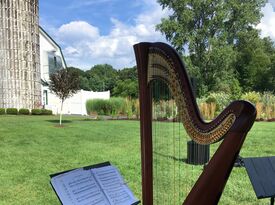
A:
[257, 3, 275, 40]
[54, 2, 170, 69]
[58, 21, 99, 43]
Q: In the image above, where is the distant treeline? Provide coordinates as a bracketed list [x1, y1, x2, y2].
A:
[67, 65, 138, 98]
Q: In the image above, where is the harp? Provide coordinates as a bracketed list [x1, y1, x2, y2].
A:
[134, 42, 256, 205]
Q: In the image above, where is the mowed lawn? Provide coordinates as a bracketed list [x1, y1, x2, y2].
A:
[0, 115, 274, 205]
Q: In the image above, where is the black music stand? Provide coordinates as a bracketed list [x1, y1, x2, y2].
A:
[243, 157, 275, 205]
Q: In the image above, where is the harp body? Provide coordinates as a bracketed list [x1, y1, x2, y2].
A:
[134, 42, 256, 205]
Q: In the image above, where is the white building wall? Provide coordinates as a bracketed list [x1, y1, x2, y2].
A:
[39, 27, 110, 116]
[39, 30, 66, 81]
[45, 90, 110, 115]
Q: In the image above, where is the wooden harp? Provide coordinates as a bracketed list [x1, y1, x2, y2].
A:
[134, 42, 256, 205]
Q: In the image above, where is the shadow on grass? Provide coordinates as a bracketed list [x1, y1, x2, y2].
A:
[46, 120, 72, 124]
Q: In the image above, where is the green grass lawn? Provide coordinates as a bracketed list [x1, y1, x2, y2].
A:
[0, 115, 274, 204]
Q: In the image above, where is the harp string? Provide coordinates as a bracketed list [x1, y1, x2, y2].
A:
[151, 68, 191, 204]
[150, 52, 205, 204]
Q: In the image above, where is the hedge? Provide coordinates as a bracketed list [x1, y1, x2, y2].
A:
[41, 109, 52, 115]
[6, 108, 18, 115]
[86, 97, 126, 116]
[31, 109, 42, 115]
[0, 108, 5, 115]
[19, 108, 30, 115]
[31, 109, 52, 115]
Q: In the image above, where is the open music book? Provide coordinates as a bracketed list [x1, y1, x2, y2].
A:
[50, 162, 140, 205]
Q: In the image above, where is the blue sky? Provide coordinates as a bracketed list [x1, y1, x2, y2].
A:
[40, 0, 275, 70]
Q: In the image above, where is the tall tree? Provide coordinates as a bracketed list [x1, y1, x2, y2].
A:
[156, 0, 266, 96]
[86, 64, 118, 92]
[42, 68, 80, 126]
[67, 66, 90, 91]
[113, 66, 138, 98]
[235, 31, 275, 93]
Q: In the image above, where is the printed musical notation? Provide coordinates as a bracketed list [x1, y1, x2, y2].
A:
[50, 164, 139, 205]
[92, 166, 137, 205]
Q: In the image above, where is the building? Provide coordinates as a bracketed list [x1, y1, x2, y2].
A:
[39, 27, 110, 115]
[0, 0, 40, 109]
[39, 26, 66, 108]
[0, 0, 110, 114]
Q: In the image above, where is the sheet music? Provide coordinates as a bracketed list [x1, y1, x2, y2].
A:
[92, 166, 138, 205]
[51, 168, 110, 205]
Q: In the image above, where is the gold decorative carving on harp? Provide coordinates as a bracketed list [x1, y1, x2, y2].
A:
[134, 42, 256, 205]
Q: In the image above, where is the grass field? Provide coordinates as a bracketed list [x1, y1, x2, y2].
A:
[0, 115, 274, 204]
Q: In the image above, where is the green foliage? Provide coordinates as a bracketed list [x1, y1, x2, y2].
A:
[108, 97, 126, 116]
[235, 31, 275, 92]
[112, 79, 138, 98]
[66, 65, 139, 98]
[203, 92, 232, 113]
[241, 91, 261, 105]
[86, 99, 112, 115]
[31, 109, 42, 115]
[0, 108, 5, 115]
[156, 0, 268, 96]
[6, 108, 18, 115]
[30, 109, 52, 115]
[19, 108, 30, 115]
[117, 66, 137, 81]
[86, 98, 139, 118]
[261, 92, 275, 106]
[41, 109, 53, 115]
[79, 76, 91, 91]
[87, 64, 118, 92]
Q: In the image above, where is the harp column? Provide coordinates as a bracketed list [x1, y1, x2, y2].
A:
[0, 0, 41, 109]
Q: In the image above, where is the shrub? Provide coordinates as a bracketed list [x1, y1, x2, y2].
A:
[41, 109, 52, 115]
[31, 109, 42, 115]
[19, 108, 30, 115]
[109, 97, 126, 116]
[241, 91, 261, 105]
[6, 108, 18, 115]
[261, 92, 275, 106]
[86, 97, 133, 116]
[0, 108, 5, 115]
[86, 99, 112, 115]
[203, 92, 231, 113]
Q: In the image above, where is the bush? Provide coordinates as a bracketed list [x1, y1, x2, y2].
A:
[241, 91, 261, 105]
[31, 109, 42, 115]
[19, 108, 30, 115]
[41, 109, 52, 115]
[202, 92, 231, 113]
[0, 108, 5, 115]
[86, 98, 128, 116]
[86, 99, 112, 115]
[6, 108, 18, 115]
[109, 97, 126, 116]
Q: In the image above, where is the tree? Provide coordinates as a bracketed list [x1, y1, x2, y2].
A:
[86, 64, 118, 92]
[112, 66, 139, 98]
[42, 68, 80, 126]
[112, 79, 138, 98]
[67, 66, 90, 91]
[156, 0, 266, 97]
[235, 31, 275, 93]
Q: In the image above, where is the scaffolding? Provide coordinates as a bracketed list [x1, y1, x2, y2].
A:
[0, 0, 41, 109]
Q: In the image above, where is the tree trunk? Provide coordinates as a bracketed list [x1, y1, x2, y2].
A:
[60, 100, 64, 126]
